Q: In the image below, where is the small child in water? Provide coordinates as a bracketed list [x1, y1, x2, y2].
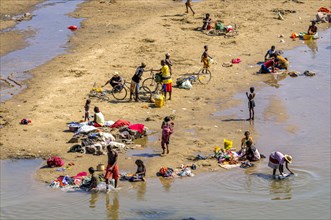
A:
[84, 99, 91, 122]
[88, 167, 99, 191]
[129, 159, 146, 182]
[161, 116, 174, 154]
[246, 87, 255, 120]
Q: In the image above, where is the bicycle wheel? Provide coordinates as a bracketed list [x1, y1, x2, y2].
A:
[138, 86, 152, 102]
[197, 68, 212, 84]
[142, 77, 157, 93]
[112, 85, 127, 100]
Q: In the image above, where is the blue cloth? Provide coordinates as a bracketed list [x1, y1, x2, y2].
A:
[260, 64, 271, 73]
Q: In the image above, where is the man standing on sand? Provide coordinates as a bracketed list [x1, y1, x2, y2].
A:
[105, 145, 119, 191]
[130, 63, 146, 102]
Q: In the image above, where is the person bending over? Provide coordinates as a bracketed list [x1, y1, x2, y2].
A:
[103, 72, 123, 90]
[268, 151, 294, 176]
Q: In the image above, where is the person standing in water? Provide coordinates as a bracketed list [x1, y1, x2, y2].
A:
[307, 20, 318, 35]
[268, 151, 294, 176]
[246, 87, 256, 120]
[105, 145, 119, 191]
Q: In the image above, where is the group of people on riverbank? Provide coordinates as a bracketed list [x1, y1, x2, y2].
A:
[81, 7, 324, 192]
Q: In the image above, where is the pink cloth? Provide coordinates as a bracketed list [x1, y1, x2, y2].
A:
[231, 58, 241, 64]
[72, 172, 88, 180]
[128, 124, 145, 134]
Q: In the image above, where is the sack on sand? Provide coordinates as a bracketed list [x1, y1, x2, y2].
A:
[179, 80, 193, 90]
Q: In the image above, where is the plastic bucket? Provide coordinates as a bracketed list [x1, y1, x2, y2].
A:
[97, 164, 105, 171]
[154, 95, 165, 108]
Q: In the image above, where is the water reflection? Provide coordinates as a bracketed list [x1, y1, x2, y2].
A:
[159, 177, 174, 192]
[269, 179, 292, 200]
[304, 40, 318, 56]
[89, 192, 98, 208]
[106, 193, 120, 220]
[263, 72, 288, 88]
[136, 182, 147, 200]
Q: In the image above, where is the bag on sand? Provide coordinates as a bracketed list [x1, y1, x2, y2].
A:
[47, 156, 65, 167]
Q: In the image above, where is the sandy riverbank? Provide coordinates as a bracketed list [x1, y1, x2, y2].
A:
[0, 0, 329, 183]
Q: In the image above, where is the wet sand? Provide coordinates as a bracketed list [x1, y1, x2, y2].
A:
[0, 0, 330, 182]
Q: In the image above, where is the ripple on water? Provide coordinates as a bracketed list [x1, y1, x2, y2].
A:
[182, 166, 320, 202]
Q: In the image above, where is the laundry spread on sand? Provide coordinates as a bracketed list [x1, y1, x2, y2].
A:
[67, 119, 148, 155]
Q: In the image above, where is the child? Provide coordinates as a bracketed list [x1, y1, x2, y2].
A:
[246, 87, 255, 120]
[241, 131, 254, 149]
[264, 45, 276, 61]
[129, 159, 146, 182]
[201, 45, 212, 69]
[185, 0, 195, 15]
[202, 13, 212, 30]
[161, 116, 174, 154]
[84, 99, 91, 122]
[88, 167, 99, 191]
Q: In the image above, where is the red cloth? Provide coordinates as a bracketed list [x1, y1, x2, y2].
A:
[93, 122, 102, 127]
[110, 119, 131, 128]
[264, 60, 274, 68]
[105, 164, 119, 180]
[128, 124, 145, 134]
[318, 7, 330, 13]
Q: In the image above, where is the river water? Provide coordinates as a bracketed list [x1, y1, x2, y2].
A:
[0, 0, 84, 102]
[1, 2, 330, 219]
[1, 30, 330, 219]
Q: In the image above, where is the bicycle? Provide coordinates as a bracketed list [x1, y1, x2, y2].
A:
[89, 82, 129, 101]
[197, 67, 212, 84]
[142, 70, 163, 94]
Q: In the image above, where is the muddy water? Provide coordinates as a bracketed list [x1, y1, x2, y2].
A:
[1, 31, 330, 219]
[0, 0, 84, 102]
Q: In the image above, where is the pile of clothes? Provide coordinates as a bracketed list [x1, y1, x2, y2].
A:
[50, 172, 88, 190]
[215, 147, 240, 165]
[315, 7, 331, 23]
[49, 172, 107, 192]
[67, 119, 148, 155]
[156, 165, 196, 178]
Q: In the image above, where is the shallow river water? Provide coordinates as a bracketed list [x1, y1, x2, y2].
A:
[0, 0, 84, 102]
[1, 1, 330, 219]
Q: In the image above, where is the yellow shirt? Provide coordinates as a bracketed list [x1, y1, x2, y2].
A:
[161, 65, 172, 84]
[277, 55, 289, 69]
